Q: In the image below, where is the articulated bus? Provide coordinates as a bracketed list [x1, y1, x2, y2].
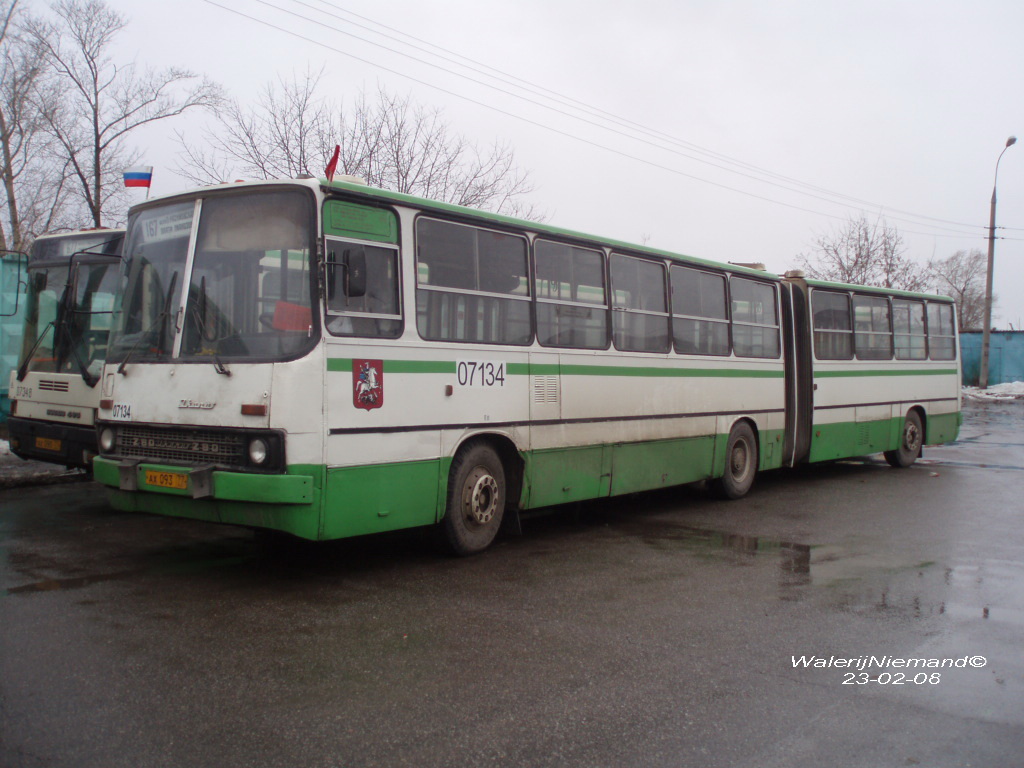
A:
[7, 229, 125, 469]
[91, 178, 960, 554]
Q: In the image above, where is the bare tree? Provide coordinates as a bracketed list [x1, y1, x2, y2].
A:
[177, 75, 541, 219]
[0, 0, 77, 251]
[26, 0, 222, 227]
[927, 248, 990, 330]
[176, 69, 334, 185]
[798, 215, 930, 292]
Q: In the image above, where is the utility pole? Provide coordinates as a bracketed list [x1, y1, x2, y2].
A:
[979, 136, 1016, 389]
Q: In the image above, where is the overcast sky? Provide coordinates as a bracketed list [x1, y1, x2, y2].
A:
[106, 0, 1024, 326]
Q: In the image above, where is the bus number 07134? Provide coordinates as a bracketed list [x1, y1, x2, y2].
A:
[457, 361, 506, 388]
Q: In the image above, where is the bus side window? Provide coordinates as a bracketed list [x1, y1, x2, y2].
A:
[415, 217, 530, 345]
[927, 302, 956, 360]
[670, 266, 728, 356]
[324, 241, 402, 338]
[853, 294, 892, 360]
[535, 239, 608, 349]
[811, 289, 853, 360]
[893, 299, 927, 360]
[609, 254, 669, 354]
[731, 277, 780, 358]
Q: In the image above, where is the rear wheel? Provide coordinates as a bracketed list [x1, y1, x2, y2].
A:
[884, 411, 923, 468]
[441, 442, 506, 556]
[714, 422, 758, 499]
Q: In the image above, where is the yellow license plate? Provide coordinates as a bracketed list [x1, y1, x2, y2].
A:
[35, 437, 62, 452]
[145, 470, 188, 490]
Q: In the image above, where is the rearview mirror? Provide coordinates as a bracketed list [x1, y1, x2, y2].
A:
[342, 248, 367, 299]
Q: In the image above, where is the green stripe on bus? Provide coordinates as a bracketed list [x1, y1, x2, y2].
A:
[326, 358, 454, 374]
[555, 364, 783, 378]
[327, 358, 783, 379]
[814, 368, 958, 378]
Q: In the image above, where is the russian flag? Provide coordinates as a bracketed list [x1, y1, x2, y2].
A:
[123, 166, 153, 188]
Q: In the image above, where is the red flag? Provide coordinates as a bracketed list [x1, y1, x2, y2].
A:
[325, 145, 340, 182]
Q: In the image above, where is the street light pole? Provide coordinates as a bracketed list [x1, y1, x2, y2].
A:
[979, 136, 1017, 389]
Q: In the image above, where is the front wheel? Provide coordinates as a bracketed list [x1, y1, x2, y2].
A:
[884, 411, 923, 468]
[713, 422, 758, 499]
[441, 442, 506, 556]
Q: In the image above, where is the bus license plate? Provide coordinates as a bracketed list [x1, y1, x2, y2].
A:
[145, 470, 188, 490]
[35, 437, 61, 452]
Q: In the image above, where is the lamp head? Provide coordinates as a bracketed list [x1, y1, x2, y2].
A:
[1008, 136, 1018, 148]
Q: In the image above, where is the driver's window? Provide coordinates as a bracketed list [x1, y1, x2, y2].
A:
[324, 239, 402, 338]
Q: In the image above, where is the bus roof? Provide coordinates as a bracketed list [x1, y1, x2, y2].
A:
[132, 176, 782, 281]
[129, 177, 955, 302]
[32, 227, 124, 241]
[322, 177, 784, 279]
[803, 278, 954, 303]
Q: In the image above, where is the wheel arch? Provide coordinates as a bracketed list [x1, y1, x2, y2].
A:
[444, 431, 525, 515]
[713, 416, 761, 499]
[726, 414, 762, 467]
[907, 404, 927, 442]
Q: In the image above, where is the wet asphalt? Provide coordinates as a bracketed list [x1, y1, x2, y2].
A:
[1, 400, 1022, 768]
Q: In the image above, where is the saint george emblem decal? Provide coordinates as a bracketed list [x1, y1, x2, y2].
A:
[353, 359, 384, 410]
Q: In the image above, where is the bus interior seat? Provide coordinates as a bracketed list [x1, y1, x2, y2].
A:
[272, 300, 312, 331]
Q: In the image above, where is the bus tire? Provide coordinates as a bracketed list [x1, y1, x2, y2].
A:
[884, 411, 923, 468]
[714, 422, 758, 499]
[442, 442, 506, 556]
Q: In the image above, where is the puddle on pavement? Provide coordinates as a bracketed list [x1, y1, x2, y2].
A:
[621, 520, 1016, 624]
[3, 542, 254, 597]
[634, 523, 812, 588]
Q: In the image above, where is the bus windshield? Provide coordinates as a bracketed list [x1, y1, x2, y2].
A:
[108, 189, 316, 365]
[19, 263, 70, 374]
[19, 255, 120, 379]
[67, 259, 120, 376]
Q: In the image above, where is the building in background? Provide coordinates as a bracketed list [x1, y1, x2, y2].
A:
[960, 331, 1024, 386]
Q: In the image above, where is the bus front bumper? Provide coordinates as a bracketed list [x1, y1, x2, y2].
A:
[93, 456, 313, 504]
[6, 416, 98, 469]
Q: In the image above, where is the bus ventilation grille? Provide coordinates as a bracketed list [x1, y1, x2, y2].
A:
[115, 426, 247, 467]
[532, 375, 560, 404]
[39, 379, 71, 392]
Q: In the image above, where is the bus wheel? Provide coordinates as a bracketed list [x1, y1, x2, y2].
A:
[442, 442, 506, 556]
[884, 411, 923, 468]
[714, 422, 758, 499]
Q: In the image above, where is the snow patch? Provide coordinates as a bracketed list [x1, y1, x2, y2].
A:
[963, 381, 1024, 401]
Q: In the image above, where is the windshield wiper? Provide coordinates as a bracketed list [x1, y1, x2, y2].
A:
[117, 271, 179, 375]
[15, 322, 55, 381]
[212, 354, 231, 376]
[188, 276, 231, 376]
[50, 279, 101, 387]
[53, 317, 99, 387]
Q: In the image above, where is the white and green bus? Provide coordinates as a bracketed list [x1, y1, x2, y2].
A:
[92, 178, 960, 554]
[7, 229, 125, 469]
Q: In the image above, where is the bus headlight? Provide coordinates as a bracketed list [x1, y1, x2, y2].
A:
[99, 427, 116, 453]
[248, 438, 269, 466]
